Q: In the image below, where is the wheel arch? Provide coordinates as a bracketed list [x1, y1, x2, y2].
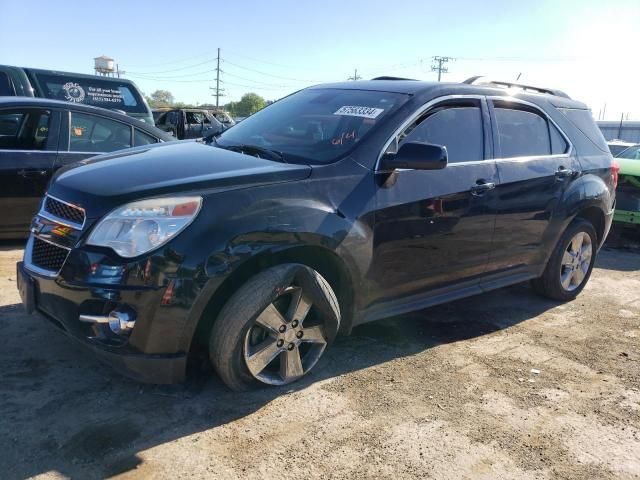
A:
[574, 205, 606, 245]
[187, 244, 356, 355]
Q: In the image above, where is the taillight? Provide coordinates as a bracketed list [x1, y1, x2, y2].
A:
[611, 160, 620, 189]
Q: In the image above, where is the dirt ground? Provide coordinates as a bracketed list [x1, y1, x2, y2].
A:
[0, 229, 639, 480]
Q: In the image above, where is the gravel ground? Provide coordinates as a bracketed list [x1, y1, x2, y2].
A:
[0, 230, 638, 480]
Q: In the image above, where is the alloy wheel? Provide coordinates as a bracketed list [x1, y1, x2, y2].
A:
[243, 286, 328, 385]
[560, 231, 593, 291]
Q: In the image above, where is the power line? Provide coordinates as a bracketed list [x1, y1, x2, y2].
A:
[431, 56, 454, 81]
[124, 50, 214, 69]
[125, 58, 216, 75]
[223, 50, 302, 70]
[221, 70, 296, 88]
[222, 59, 325, 83]
[126, 68, 217, 80]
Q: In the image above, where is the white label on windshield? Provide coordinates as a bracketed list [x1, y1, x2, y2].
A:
[334, 106, 384, 119]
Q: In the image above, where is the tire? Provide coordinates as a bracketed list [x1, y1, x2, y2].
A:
[531, 218, 598, 301]
[209, 263, 341, 391]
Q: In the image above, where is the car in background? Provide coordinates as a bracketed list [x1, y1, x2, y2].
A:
[607, 139, 636, 156]
[614, 144, 640, 226]
[154, 108, 225, 139]
[209, 109, 235, 128]
[0, 65, 154, 125]
[0, 97, 172, 238]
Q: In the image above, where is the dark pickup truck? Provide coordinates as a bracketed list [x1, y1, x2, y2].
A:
[154, 108, 224, 140]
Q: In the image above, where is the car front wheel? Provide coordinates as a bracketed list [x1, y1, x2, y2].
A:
[209, 263, 340, 391]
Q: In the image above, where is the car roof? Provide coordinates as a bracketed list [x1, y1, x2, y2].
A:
[309, 80, 438, 94]
[308, 79, 588, 109]
[0, 96, 173, 139]
[22, 66, 139, 85]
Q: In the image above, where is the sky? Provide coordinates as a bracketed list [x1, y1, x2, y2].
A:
[1, 0, 639, 120]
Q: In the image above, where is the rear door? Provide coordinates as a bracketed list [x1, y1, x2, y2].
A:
[369, 97, 499, 303]
[487, 98, 577, 272]
[0, 107, 60, 236]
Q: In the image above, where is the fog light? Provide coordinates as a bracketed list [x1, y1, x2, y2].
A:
[108, 311, 136, 335]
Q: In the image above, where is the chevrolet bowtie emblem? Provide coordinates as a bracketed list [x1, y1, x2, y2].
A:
[52, 225, 73, 237]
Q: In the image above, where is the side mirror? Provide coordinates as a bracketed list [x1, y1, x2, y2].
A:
[380, 141, 448, 171]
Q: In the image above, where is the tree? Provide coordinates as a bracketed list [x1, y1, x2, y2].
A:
[225, 93, 267, 117]
[147, 90, 175, 108]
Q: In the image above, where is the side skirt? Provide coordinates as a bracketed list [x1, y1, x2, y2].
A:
[355, 266, 542, 326]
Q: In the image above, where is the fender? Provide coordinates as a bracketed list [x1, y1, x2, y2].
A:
[537, 170, 613, 267]
[176, 200, 371, 354]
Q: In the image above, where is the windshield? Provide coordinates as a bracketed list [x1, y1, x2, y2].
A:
[618, 145, 640, 159]
[216, 88, 409, 164]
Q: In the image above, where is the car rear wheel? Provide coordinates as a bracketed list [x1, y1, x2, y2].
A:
[531, 218, 597, 301]
[209, 264, 340, 391]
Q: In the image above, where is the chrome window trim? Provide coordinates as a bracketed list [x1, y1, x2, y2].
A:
[488, 95, 574, 161]
[0, 149, 52, 153]
[39, 193, 86, 230]
[23, 234, 71, 278]
[375, 94, 574, 171]
[375, 95, 486, 171]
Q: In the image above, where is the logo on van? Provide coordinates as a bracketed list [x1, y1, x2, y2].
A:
[62, 82, 85, 103]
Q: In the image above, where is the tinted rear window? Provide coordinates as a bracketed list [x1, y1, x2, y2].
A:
[34, 73, 147, 113]
[558, 108, 609, 153]
[494, 107, 551, 157]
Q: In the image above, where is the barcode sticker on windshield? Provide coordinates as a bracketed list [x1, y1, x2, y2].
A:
[334, 106, 384, 119]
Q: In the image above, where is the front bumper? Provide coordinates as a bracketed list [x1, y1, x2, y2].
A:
[17, 260, 187, 384]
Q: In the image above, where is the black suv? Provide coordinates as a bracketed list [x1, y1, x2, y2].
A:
[17, 78, 616, 391]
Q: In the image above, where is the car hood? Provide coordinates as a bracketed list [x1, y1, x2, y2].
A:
[48, 141, 311, 217]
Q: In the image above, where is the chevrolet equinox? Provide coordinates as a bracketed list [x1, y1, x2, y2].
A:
[17, 77, 617, 391]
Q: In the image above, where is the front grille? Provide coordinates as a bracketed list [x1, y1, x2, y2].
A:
[44, 196, 85, 226]
[30, 237, 69, 272]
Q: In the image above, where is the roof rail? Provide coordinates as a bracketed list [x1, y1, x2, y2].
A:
[463, 76, 571, 99]
[371, 76, 418, 81]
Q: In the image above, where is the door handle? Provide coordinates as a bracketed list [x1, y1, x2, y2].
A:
[470, 180, 496, 196]
[555, 166, 573, 179]
[18, 169, 48, 177]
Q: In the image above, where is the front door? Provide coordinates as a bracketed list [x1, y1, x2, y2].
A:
[487, 98, 580, 272]
[368, 97, 498, 305]
[0, 107, 60, 237]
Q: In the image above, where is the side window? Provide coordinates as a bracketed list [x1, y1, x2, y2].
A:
[165, 111, 178, 126]
[186, 112, 207, 124]
[550, 122, 569, 154]
[0, 109, 50, 150]
[134, 129, 158, 147]
[0, 72, 15, 96]
[399, 104, 484, 163]
[494, 107, 551, 158]
[69, 112, 131, 152]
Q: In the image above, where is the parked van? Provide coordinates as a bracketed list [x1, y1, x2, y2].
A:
[0, 65, 153, 124]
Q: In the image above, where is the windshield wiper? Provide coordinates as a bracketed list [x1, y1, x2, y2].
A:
[223, 144, 287, 163]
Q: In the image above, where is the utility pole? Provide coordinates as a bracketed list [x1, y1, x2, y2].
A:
[347, 68, 362, 81]
[210, 48, 225, 108]
[431, 56, 454, 81]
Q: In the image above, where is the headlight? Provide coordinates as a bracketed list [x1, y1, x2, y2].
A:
[87, 196, 202, 258]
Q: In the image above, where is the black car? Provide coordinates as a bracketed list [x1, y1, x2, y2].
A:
[0, 97, 172, 238]
[16, 78, 615, 391]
